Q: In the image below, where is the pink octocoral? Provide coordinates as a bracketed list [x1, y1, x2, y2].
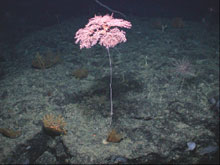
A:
[75, 14, 132, 49]
[172, 58, 196, 78]
[74, 14, 132, 123]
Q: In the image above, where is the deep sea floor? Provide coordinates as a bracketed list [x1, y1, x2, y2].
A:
[0, 15, 219, 164]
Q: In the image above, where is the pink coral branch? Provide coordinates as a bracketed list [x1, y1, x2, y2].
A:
[74, 14, 131, 126]
[75, 14, 131, 49]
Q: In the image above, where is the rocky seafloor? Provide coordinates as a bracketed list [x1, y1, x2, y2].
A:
[0, 15, 219, 164]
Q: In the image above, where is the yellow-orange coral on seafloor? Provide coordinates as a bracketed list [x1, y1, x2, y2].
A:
[32, 50, 61, 69]
[43, 113, 67, 136]
[172, 17, 184, 28]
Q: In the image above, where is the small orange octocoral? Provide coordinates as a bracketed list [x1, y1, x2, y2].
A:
[43, 113, 67, 136]
[0, 128, 21, 138]
[106, 129, 122, 143]
[172, 17, 184, 28]
[72, 68, 88, 79]
[32, 50, 61, 69]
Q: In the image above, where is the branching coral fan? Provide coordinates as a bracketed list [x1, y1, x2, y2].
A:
[75, 14, 132, 125]
[75, 14, 131, 49]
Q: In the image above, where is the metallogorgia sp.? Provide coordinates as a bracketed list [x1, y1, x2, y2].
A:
[75, 14, 132, 126]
